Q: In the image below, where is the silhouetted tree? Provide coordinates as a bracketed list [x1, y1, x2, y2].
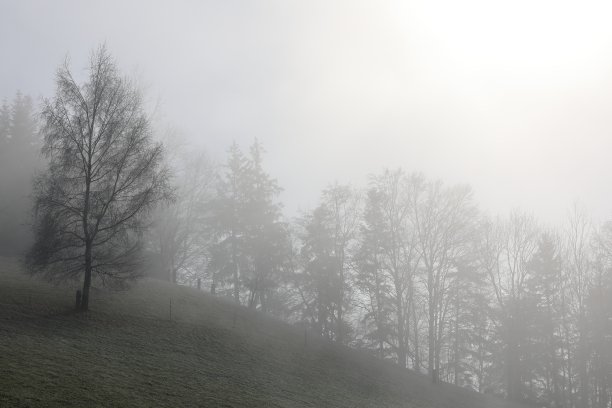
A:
[26, 46, 171, 310]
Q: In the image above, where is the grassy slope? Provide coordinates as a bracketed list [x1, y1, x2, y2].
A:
[0, 257, 525, 408]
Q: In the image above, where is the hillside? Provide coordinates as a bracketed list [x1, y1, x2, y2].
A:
[0, 257, 526, 408]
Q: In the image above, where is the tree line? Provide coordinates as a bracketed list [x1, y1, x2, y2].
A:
[193, 150, 611, 407]
[1, 47, 610, 407]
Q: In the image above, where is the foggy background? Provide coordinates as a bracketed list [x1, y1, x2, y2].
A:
[3, 0, 612, 223]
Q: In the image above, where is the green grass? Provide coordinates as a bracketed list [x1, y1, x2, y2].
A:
[0, 257, 525, 407]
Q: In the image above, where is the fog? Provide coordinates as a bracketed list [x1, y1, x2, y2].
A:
[4, 0, 612, 223]
[3, 2, 612, 407]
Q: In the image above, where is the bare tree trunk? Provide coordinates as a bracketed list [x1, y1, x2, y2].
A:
[411, 291, 421, 372]
[81, 241, 92, 311]
[429, 301, 436, 382]
[454, 304, 459, 386]
[428, 269, 437, 383]
[81, 156, 92, 311]
[578, 316, 589, 408]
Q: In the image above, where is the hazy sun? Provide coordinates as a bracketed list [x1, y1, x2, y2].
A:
[394, 0, 612, 82]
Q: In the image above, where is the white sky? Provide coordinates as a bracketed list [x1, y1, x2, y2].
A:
[2, 0, 612, 225]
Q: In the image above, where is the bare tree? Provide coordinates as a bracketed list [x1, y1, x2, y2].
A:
[411, 179, 478, 383]
[563, 204, 594, 408]
[26, 46, 171, 310]
[296, 184, 361, 344]
[356, 169, 421, 367]
[151, 146, 216, 284]
[587, 220, 612, 408]
[479, 211, 539, 401]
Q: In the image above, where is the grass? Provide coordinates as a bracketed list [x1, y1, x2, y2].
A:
[0, 257, 526, 407]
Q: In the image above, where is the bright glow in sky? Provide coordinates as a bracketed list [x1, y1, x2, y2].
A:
[2, 0, 612, 225]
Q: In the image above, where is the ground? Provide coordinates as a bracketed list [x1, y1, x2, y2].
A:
[0, 257, 526, 407]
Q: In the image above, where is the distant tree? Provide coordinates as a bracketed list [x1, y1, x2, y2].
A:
[207, 142, 248, 302]
[563, 205, 595, 408]
[240, 141, 291, 313]
[297, 203, 342, 339]
[479, 211, 539, 402]
[149, 146, 216, 284]
[354, 185, 395, 359]
[207, 140, 290, 312]
[0, 92, 40, 256]
[9, 92, 38, 148]
[588, 222, 612, 407]
[296, 184, 361, 344]
[355, 169, 421, 367]
[459, 260, 496, 393]
[26, 46, 171, 310]
[526, 233, 564, 405]
[411, 179, 478, 383]
[0, 98, 11, 141]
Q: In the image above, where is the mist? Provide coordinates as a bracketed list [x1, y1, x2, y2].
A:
[2, 1, 612, 407]
[4, 1, 612, 223]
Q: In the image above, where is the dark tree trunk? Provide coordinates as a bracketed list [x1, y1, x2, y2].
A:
[81, 242, 92, 311]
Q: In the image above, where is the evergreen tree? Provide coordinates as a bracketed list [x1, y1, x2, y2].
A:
[0, 98, 10, 142]
[0, 92, 40, 256]
[208, 140, 290, 313]
[296, 204, 338, 338]
[354, 186, 394, 358]
[208, 142, 249, 302]
[527, 233, 564, 405]
[355, 170, 421, 367]
[296, 184, 361, 343]
[241, 140, 291, 313]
